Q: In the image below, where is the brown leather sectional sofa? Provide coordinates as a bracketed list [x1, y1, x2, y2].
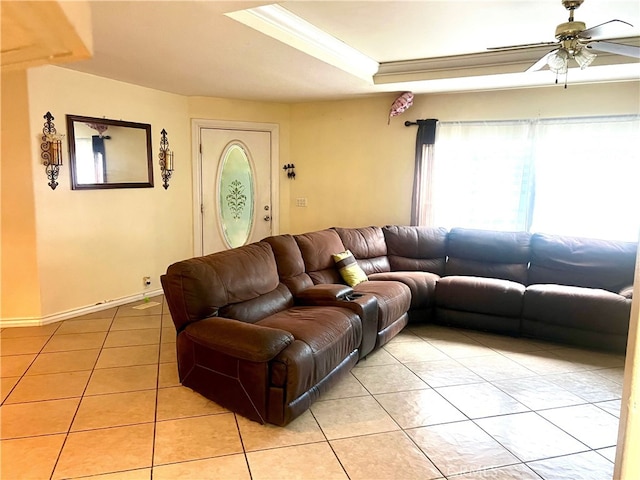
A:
[161, 226, 637, 426]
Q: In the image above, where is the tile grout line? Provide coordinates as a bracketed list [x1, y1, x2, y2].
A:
[0, 322, 63, 407]
[383, 331, 619, 479]
[386, 334, 514, 479]
[462, 346, 620, 476]
[344, 354, 448, 479]
[0, 307, 623, 480]
[308, 403, 354, 480]
[148, 309, 165, 480]
[233, 413, 255, 480]
[47, 306, 118, 480]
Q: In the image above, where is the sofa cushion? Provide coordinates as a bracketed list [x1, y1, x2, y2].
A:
[162, 241, 282, 331]
[522, 284, 631, 335]
[220, 284, 294, 324]
[434, 309, 521, 335]
[257, 306, 362, 390]
[528, 233, 637, 292]
[294, 229, 345, 285]
[436, 276, 525, 318]
[263, 234, 314, 295]
[368, 271, 439, 310]
[445, 228, 531, 284]
[352, 280, 411, 331]
[333, 250, 368, 287]
[383, 225, 448, 275]
[334, 226, 391, 274]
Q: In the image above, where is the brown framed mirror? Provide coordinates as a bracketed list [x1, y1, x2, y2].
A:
[66, 115, 154, 189]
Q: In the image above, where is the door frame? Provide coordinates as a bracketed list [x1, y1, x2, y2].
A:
[191, 119, 280, 256]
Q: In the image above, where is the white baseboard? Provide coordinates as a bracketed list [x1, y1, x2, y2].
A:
[0, 289, 164, 328]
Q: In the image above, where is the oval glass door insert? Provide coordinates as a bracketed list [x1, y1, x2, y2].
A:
[218, 142, 254, 248]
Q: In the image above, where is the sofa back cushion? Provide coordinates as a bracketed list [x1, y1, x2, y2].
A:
[333, 226, 391, 275]
[528, 233, 637, 292]
[263, 234, 314, 295]
[383, 225, 448, 275]
[294, 229, 345, 285]
[445, 228, 531, 284]
[219, 283, 294, 323]
[162, 241, 291, 331]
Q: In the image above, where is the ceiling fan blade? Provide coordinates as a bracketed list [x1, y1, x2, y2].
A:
[579, 19, 633, 40]
[488, 41, 558, 52]
[585, 41, 640, 58]
[526, 50, 558, 72]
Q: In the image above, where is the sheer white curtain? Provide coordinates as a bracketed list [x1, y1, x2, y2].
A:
[412, 143, 435, 226]
[530, 116, 640, 241]
[431, 121, 535, 231]
[424, 115, 640, 241]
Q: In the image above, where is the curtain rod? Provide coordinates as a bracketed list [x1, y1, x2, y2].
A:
[430, 114, 639, 127]
[404, 119, 439, 127]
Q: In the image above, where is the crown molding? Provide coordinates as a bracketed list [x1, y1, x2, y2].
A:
[374, 36, 640, 85]
[226, 4, 379, 83]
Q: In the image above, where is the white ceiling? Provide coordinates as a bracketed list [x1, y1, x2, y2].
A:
[63, 0, 640, 102]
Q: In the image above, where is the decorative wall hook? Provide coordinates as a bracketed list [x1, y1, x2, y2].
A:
[283, 163, 296, 179]
[159, 128, 174, 189]
[41, 111, 64, 190]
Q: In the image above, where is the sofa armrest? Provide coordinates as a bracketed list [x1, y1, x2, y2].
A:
[619, 286, 633, 299]
[296, 284, 353, 304]
[183, 317, 294, 363]
[335, 293, 378, 358]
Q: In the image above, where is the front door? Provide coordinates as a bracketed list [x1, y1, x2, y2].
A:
[197, 123, 277, 255]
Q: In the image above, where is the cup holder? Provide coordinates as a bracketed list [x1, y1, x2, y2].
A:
[344, 292, 364, 301]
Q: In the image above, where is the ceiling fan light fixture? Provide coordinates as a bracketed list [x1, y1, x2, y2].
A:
[574, 47, 597, 69]
[547, 49, 569, 73]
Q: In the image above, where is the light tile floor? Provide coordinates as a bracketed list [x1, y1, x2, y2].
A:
[0, 296, 625, 479]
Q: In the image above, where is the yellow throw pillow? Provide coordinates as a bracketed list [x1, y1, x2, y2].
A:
[333, 250, 368, 287]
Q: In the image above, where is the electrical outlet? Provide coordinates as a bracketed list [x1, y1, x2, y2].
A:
[296, 197, 307, 207]
[143, 276, 151, 287]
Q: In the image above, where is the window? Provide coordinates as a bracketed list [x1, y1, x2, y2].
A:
[427, 116, 640, 241]
[432, 121, 535, 232]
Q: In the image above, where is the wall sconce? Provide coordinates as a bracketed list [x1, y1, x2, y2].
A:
[159, 128, 174, 189]
[283, 163, 296, 179]
[41, 111, 64, 190]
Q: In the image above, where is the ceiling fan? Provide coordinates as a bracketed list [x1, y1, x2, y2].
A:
[489, 0, 640, 83]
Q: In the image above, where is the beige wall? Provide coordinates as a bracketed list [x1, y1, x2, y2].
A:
[4, 65, 639, 323]
[289, 95, 416, 233]
[411, 81, 640, 122]
[288, 81, 640, 233]
[1, 68, 297, 322]
[5, 65, 193, 321]
[1, 70, 42, 320]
